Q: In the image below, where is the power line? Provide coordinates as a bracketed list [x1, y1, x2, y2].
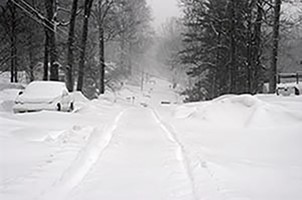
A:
[10, 0, 54, 33]
[10, 0, 173, 84]
[17, 0, 53, 25]
[16, 0, 69, 36]
[11, 0, 86, 53]
[16, 0, 72, 38]
[11, 0, 84, 55]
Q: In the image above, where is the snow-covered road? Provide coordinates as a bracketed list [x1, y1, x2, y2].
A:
[66, 108, 197, 200]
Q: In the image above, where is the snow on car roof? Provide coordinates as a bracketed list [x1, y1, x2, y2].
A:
[21, 81, 67, 99]
[277, 82, 302, 90]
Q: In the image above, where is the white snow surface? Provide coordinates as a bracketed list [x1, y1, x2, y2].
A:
[1, 79, 302, 200]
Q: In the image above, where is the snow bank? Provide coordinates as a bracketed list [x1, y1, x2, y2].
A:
[0, 82, 24, 112]
[0, 82, 24, 91]
[162, 94, 302, 200]
[72, 91, 89, 103]
[0, 89, 22, 112]
[0, 92, 127, 200]
[71, 91, 89, 111]
[40, 110, 125, 200]
[76, 99, 116, 115]
[174, 94, 302, 128]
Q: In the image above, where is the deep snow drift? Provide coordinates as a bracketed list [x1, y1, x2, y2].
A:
[1, 79, 302, 200]
[158, 94, 302, 200]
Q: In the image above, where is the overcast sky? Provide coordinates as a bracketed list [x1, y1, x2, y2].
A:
[147, 0, 181, 28]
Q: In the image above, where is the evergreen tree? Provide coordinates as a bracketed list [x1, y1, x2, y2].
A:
[180, 0, 265, 101]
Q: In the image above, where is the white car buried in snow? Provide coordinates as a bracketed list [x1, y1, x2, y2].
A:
[276, 82, 302, 96]
[276, 72, 302, 96]
[13, 81, 74, 113]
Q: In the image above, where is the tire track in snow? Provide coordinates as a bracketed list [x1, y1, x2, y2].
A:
[38, 109, 127, 200]
[151, 109, 199, 200]
[152, 109, 227, 200]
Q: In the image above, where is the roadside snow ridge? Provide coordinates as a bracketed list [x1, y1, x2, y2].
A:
[38, 110, 127, 200]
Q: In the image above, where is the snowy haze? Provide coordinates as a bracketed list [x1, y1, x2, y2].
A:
[147, 0, 180, 28]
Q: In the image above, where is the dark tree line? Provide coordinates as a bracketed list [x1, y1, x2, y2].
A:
[0, 0, 45, 83]
[0, 0, 152, 98]
[180, 0, 283, 101]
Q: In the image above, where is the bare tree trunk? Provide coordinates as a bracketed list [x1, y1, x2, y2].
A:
[99, 23, 105, 94]
[246, 0, 260, 94]
[28, 38, 34, 81]
[43, 24, 50, 81]
[27, 0, 36, 82]
[253, 0, 263, 93]
[28, 31, 35, 81]
[43, 26, 49, 80]
[128, 42, 132, 75]
[9, 1, 17, 83]
[213, 26, 221, 98]
[269, 0, 281, 93]
[120, 31, 126, 72]
[45, 0, 58, 81]
[228, 0, 236, 93]
[246, 6, 253, 93]
[77, 0, 94, 91]
[66, 0, 79, 91]
[98, 0, 105, 94]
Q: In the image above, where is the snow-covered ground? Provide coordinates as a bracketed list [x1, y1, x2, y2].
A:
[157, 94, 302, 200]
[1, 79, 302, 200]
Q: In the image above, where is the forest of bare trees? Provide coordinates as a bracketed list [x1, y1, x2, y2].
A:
[0, 0, 152, 98]
[1, 0, 302, 101]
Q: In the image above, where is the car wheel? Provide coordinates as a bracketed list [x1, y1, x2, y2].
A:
[69, 102, 74, 112]
[294, 87, 300, 95]
[57, 103, 61, 111]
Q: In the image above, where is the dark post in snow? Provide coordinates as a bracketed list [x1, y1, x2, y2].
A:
[66, 0, 79, 91]
[269, 0, 281, 93]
